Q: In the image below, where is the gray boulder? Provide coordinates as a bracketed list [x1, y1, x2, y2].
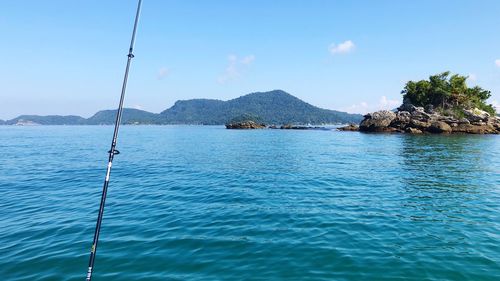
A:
[396, 111, 411, 121]
[428, 121, 452, 133]
[452, 123, 497, 134]
[359, 110, 396, 132]
[390, 111, 411, 129]
[464, 108, 490, 122]
[410, 107, 431, 119]
[409, 119, 431, 130]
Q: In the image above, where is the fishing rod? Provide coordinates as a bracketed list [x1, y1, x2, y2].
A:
[85, 0, 142, 280]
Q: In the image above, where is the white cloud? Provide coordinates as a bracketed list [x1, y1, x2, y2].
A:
[379, 96, 400, 108]
[343, 96, 400, 114]
[468, 73, 477, 82]
[495, 59, 500, 67]
[344, 101, 369, 114]
[241, 55, 255, 65]
[157, 67, 169, 80]
[329, 40, 355, 55]
[132, 104, 144, 110]
[218, 54, 255, 84]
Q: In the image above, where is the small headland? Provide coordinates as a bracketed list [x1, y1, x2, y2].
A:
[338, 72, 499, 134]
[338, 107, 499, 134]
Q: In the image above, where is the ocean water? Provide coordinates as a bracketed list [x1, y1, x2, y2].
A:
[0, 125, 499, 281]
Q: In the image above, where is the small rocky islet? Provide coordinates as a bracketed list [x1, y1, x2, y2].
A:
[225, 113, 331, 130]
[225, 121, 266, 129]
[225, 121, 328, 130]
[339, 105, 500, 134]
[340, 71, 499, 134]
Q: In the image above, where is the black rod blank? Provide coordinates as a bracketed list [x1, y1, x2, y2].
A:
[85, 1, 142, 280]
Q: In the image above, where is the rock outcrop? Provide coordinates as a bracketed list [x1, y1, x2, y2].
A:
[359, 110, 397, 132]
[225, 121, 266, 129]
[338, 124, 359, 131]
[428, 121, 452, 134]
[464, 108, 490, 123]
[279, 124, 328, 130]
[358, 105, 499, 134]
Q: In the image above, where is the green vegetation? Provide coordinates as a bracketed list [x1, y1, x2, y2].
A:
[401, 72, 496, 116]
[1, 90, 363, 125]
[161, 90, 363, 124]
[227, 113, 264, 124]
[86, 108, 160, 125]
[5, 115, 86, 125]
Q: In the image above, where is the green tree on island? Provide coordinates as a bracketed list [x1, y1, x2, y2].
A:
[401, 72, 496, 116]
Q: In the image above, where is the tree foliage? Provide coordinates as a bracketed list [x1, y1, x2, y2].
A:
[401, 72, 496, 115]
[160, 90, 363, 124]
[1, 91, 364, 125]
[228, 113, 264, 124]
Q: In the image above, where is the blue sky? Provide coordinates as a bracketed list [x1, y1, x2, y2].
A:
[1, 0, 499, 119]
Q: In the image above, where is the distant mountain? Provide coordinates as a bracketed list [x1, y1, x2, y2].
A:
[160, 90, 362, 124]
[5, 115, 86, 125]
[1, 90, 362, 125]
[160, 99, 226, 124]
[86, 108, 159, 125]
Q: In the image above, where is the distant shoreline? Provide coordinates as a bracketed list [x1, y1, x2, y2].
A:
[0, 123, 348, 127]
[0, 90, 363, 126]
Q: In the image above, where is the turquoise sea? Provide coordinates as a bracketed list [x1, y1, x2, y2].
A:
[0, 126, 499, 280]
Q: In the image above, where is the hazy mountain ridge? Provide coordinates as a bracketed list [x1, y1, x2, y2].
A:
[86, 109, 160, 125]
[2, 90, 363, 125]
[4, 115, 86, 125]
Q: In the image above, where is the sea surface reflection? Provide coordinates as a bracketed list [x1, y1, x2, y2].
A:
[0, 126, 498, 280]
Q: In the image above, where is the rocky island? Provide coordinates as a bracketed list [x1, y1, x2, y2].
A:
[340, 72, 500, 134]
[352, 106, 499, 134]
[225, 120, 266, 129]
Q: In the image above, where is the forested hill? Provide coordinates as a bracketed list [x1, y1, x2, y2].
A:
[86, 109, 160, 125]
[160, 90, 363, 124]
[4, 115, 86, 125]
[2, 90, 363, 125]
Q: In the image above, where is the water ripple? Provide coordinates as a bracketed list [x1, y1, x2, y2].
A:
[0, 126, 499, 280]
